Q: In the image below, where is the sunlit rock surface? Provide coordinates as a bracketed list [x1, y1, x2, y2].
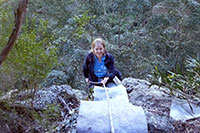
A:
[77, 85, 148, 133]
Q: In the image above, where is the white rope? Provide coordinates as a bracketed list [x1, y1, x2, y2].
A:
[103, 83, 115, 133]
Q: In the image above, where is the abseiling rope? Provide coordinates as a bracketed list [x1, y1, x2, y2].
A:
[103, 83, 115, 133]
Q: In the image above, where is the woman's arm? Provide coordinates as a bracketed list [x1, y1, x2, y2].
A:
[106, 53, 122, 80]
[82, 54, 90, 78]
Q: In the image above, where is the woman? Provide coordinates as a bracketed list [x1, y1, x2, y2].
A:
[83, 38, 121, 88]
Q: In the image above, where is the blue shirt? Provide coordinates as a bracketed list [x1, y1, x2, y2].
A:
[93, 56, 108, 78]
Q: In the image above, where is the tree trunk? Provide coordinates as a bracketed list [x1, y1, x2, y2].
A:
[0, 0, 29, 66]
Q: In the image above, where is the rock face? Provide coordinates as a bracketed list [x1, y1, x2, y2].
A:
[122, 77, 174, 132]
[0, 84, 88, 132]
[33, 84, 87, 110]
[122, 77, 200, 132]
[2, 78, 200, 132]
[32, 85, 88, 132]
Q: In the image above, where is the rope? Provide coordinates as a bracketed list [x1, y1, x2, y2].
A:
[103, 83, 115, 133]
[88, 80, 115, 132]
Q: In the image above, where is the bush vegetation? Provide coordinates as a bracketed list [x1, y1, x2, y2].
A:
[0, 0, 200, 131]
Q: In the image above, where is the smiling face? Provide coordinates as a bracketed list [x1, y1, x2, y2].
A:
[94, 43, 105, 59]
[91, 38, 106, 59]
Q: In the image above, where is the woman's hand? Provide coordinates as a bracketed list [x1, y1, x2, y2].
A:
[101, 77, 109, 85]
[85, 78, 89, 83]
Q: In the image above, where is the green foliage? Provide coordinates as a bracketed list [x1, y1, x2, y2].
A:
[0, 1, 14, 45]
[1, 0, 200, 131]
[0, 101, 39, 132]
[73, 10, 96, 38]
[2, 0, 200, 91]
[42, 104, 61, 130]
[31, 104, 61, 130]
[1, 17, 58, 90]
[0, 102, 61, 132]
[0, 2, 16, 91]
[150, 57, 200, 101]
[148, 15, 170, 36]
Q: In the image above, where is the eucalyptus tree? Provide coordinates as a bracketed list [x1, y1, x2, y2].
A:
[7, 0, 198, 90]
[0, 0, 57, 91]
[0, 0, 28, 66]
[146, 0, 200, 73]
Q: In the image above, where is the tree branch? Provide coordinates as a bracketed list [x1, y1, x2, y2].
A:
[0, 0, 29, 66]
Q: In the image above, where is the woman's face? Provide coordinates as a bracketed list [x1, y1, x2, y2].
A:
[94, 43, 104, 59]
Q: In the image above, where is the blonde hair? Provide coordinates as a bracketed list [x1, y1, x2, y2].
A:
[91, 38, 106, 53]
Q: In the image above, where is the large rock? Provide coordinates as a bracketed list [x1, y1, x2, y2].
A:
[122, 77, 200, 132]
[122, 77, 174, 132]
[33, 85, 87, 110]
